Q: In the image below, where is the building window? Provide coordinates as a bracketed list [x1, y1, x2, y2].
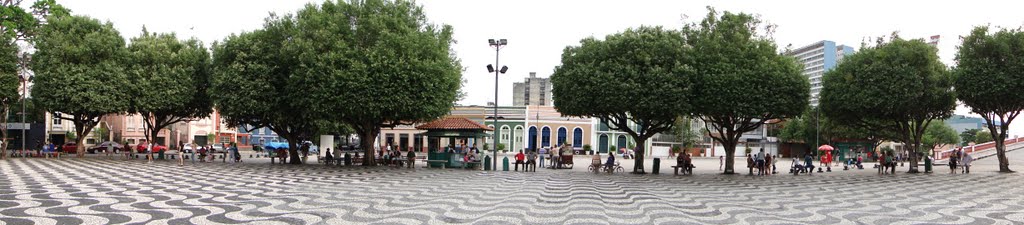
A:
[557, 127, 567, 146]
[573, 128, 583, 148]
[399, 134, 409, 151]
[53, 113, 62, 125]
[541, 127, 551, 147]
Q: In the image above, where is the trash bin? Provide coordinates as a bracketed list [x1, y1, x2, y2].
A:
[502, 156, 510, 171]
[652, 158, 661, 174]
[484, 156, 492, 171]
[924, 156, 932, 173]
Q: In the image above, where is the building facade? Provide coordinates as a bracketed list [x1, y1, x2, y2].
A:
[944, 114, 988, 134]
[786, 40, 855, 106]
[525, 106, 591, 152]
[512, 72, 553, 106]
[101, 114, 173, 147]
[482, 106, 527, 152]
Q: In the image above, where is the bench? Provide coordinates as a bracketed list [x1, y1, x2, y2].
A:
[463, 160, 482, 170]
[425, 160, 448, 168]
[672, 164, 694, 175]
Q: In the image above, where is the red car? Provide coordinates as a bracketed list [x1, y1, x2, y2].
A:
[135, 143, 167, 153]
[61, 143, 78, 154]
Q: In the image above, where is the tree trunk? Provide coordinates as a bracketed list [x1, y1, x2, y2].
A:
[722, 139, 738, 174]
[75, 129, 88, 158]
[995, 128, 1012, 172]
[359, 127, 379, 166]
[632, 138, 647, 174]
[288, 140, 301, 164]
[913, 143, 921, 172]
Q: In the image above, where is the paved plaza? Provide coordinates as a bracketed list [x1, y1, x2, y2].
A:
[2, 150, 1024, 225]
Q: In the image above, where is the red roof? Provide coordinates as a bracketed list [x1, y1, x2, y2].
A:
[416, 117, 493, 131]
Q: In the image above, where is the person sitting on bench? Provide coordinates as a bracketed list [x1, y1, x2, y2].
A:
[526, 150, 538, 172]
[514, 150, 526, 171]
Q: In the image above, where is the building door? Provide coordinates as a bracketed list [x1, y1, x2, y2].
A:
[617, 135, 627, 152]
[599, 134, 608, 153]
[193, 135, 208, 146]
[528, 127, 537, 150]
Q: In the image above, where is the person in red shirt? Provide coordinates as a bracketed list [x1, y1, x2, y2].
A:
[514, 150, 526, 171]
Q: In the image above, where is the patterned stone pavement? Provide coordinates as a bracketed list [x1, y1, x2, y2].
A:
[2, 153, 1024, 225]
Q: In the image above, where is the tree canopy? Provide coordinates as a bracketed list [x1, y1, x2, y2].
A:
[286, 0, 462, 165]
[126, 29, 212, 146]
[922, 122, 959, 152]
[954, 26, 1024, 172]
[211, 15, 315, 164]
[684, 8, 809, 174]
[0, 32, 18, 157]
[820, 36, 955, 172]
[960, 128, 981, 145]
[551, 26, 691, 173]
[31, 14, 130, 157]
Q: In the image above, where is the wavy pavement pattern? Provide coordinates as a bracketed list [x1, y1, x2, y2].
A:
[1, 158, 1023, 224]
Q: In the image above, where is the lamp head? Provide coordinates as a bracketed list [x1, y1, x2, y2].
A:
[487, 64, 495, 73]
[499, 66, 508, 74]
[488, 39, 496, 46]
[499, 39, 507, 45]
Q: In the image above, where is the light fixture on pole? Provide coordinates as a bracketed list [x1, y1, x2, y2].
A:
[488, 38, 507, 171]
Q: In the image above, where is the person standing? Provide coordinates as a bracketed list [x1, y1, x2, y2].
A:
[948, 150, 959, 174]
[747, 154, 754, 175]
[146, 140, 154, 163]
[526, 150, 538, 172]
[765, 153, 773, 175]
[756, 149, 766, 175]
[961, 153, 973, 174]
[719, 155, 724, 171]
[178, 144, 185, 166]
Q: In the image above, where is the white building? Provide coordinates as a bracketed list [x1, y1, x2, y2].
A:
[786, 40, 855, 107]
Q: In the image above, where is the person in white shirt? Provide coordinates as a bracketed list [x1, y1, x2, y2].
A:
[147, 142, 154, 163]
[961, 153, 973, 174]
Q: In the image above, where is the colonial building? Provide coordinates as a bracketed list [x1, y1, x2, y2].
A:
[525, 105, 591, 151]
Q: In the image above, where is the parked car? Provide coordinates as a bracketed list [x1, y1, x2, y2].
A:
[87, 141, 123, 154]
[133, 143, 167, 153]
[61, 142, 78, 154]
[182, 144, 196, 153]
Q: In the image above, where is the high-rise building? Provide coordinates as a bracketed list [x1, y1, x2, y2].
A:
[512, 72, 553, 106]
[786, 40, 855, 106]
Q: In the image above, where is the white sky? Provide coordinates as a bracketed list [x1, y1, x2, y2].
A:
[55, 0, 1024, 137]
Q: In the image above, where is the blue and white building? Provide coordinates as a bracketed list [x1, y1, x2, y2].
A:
[786, 40, 855, 107]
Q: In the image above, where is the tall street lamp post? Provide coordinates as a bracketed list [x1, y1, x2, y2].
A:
[487, 38, 508, 171]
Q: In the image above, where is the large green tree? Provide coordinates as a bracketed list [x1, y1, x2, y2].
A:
[820, 36, 956, 173]
[976, 129, 994, 144]
[1, 0, 67, 158]
[31, 15, 130, 157]
[126, 28, 212, 149]
[0, 33, 17, 157]
[551, 26, 691, 173]
[288, 0, 462, 165]
[960, 128, 981, 145]
[922, 122, 959, 152]
[212, 15, 316, 164]
[684, 9, 809, 174]
[954, 26, 1024, 172]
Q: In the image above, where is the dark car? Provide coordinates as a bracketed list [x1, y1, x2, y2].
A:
[87, 141, 124, 154]
[61, 143, 78, 154]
